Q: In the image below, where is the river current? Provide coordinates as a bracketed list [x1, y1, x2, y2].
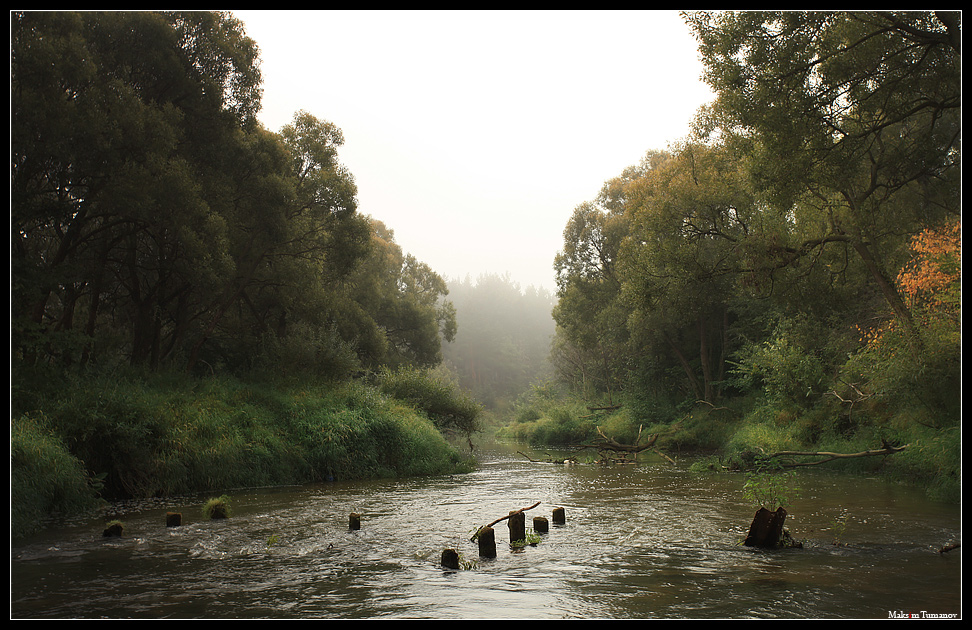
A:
[10, 443, 962, 619]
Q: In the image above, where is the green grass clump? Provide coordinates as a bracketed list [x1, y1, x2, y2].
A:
[203, 495, 232, 519]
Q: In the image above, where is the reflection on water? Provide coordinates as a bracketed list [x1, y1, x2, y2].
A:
[10, 444, 962, 619]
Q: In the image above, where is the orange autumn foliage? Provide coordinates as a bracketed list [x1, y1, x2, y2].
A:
[896, 217, 961, 314]
[857, 218, 961, 348]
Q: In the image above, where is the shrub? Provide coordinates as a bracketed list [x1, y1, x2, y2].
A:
[378, 366, 482, 435]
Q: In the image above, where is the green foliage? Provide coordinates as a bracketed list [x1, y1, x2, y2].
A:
[730, 324, 826, 407]
[10, 413, 103, 537]
[741, 457, 802, 511]
[377, 366, 482, 436]
[10, 369, 473, 532]
[499, 396, 596, 447]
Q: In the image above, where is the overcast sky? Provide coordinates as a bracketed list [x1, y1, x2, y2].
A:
[234, 10, 715, 293]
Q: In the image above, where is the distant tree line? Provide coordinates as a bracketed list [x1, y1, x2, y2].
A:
[442, 274, 556, 409]
[12, 11, 456, 380]
[551, 11, 960, 426]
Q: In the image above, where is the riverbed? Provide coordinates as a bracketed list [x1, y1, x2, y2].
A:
[10, 444, 962, 619]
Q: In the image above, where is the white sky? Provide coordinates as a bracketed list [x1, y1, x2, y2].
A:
[234, 10, 714, 293]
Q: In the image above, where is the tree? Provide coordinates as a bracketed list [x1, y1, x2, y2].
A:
[618, 143, 755, 403]
[846, 217, 961, 419]
[442, 273, 555, 408]
[11, 11, 263, 370]
[686, 11, 961, 348]
[345, 218, 457, 370]
[552, 163, 646, 400]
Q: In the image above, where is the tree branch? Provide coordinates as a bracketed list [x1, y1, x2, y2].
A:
[764, 443, 907, 468]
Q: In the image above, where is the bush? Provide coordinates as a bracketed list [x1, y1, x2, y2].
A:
[378, 366, 482, 435]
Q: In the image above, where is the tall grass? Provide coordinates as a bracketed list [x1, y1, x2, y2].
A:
[10, 368, 474, 537]
[11, 412, 102, 536]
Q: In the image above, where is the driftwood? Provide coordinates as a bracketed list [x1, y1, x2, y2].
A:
[471, 501, 541, 541]
[938, 543, 960, 554]
[763, 442, 908, 468]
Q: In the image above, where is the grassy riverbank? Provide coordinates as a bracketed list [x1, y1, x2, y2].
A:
[11, 367, 477, 538]
[496, 388, 960, 504]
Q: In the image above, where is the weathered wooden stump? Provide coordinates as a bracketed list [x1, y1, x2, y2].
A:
[166, 512, 182, 527]
[743, 507, 788, 548]
[103, 522, 124, 537]
[441, 548, 460, 570]
[349, 512, 361, 531]
[533, 516, 549, 534]
[478, 526, 497, 558]
[552, 507, 566, 525]
[508, 510, 526, 544]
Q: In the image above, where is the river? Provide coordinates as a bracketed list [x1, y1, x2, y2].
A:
[10, 443, 962, 619]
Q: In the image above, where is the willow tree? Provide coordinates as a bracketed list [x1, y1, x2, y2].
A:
[619, 143, 756, 403]
[685, 11, 961, 348]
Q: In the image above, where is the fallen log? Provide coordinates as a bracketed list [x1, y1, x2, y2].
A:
[763, 443, 908, 468]
[471, 501, 541, 541]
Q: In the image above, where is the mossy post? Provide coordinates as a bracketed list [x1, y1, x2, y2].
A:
[166, 512, 182, 527]
[552, 507, 566, 525]
[349, 512, 361, 531]
[478, 526, 496, 558]
[508, 510, 525, 544]
[533, 516, 549, 534]
[441, 548, 460, 570]
[103, 520, 124, 537]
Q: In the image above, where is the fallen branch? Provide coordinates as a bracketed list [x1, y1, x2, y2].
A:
[576, 426, 677, 465]
[516, 451, 575, 464]
[471, 501, 541, 541]
[579, 426, 657, 453]
[764, 443, 908, 468]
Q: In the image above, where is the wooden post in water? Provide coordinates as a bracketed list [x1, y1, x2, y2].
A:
[166, 512, 182, 527]
[349, 512, 361, 531]
[508, 510, 526, 544]
[743, 507, 787, 548]
[441, 548, 460, 570]
[103, 522, 124, 537]
[533, 516, 549, 534]
[552, 507, 566, 525]
[478, 526, 497, 558]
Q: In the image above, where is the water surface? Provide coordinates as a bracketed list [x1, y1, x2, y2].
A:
[10, 444, 962, 619]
